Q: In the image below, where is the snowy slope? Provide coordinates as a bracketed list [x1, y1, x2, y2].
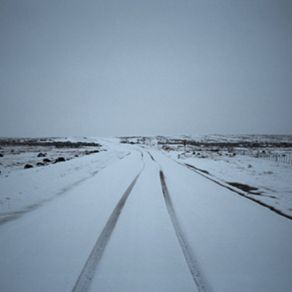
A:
[0, 148, 128, 222]
[168, 152, 292, 217]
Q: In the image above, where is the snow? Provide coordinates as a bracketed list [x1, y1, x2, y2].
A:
[89, 153, 197, 292]
[0, 150, 142, 291]
[0, 148, 127, 220]
[166, 152, 292, 216]
[151, 150, 292, 292]
[1, 137, 292, 292]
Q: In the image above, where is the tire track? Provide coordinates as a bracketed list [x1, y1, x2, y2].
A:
[0, 152, 132, 225]
[72, 171, 141, 292]
[0, 168, 110, 225]
[183, 163, 292, 221]
[159, 150, 292, 221]
[147, 151, 155, 161]
[159, 170, 210, 292]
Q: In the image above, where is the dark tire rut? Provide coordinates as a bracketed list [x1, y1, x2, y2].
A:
[72, 172, 141, 292]
[159, 170, 210, 292]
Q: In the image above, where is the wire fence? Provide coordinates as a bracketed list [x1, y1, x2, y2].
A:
[253, 152, 292, 165]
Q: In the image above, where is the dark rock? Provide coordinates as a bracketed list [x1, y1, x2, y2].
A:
[228, 182, 258, 193]
[43, 158, 51, 163]
[0, 153, 3, 157]
[36, 162, 45, 166]
[85, 150, 99, 155]
[37, 152, 46, 157]
[54, 157, 66, 163]
[210, 148, 219, 152]
[24, 164, 33, 169]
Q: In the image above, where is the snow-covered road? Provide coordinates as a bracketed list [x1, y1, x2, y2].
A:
[1, 142, 292, 292]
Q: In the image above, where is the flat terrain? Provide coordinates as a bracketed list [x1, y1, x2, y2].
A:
[0, 137, 292, 292]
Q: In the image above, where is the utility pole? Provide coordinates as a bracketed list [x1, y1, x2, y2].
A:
[183, 139, 187, 152]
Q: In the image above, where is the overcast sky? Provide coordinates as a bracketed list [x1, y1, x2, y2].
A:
[0, 0, 292, 137]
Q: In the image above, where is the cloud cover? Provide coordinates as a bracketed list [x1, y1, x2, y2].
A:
[1, 0, 292, 136]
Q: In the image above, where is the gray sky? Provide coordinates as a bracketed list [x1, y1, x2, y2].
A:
[0, 0, 292, 137]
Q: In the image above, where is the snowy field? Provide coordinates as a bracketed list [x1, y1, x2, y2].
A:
[0, 135, 292, 292]
[158, 136, 292, 218]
